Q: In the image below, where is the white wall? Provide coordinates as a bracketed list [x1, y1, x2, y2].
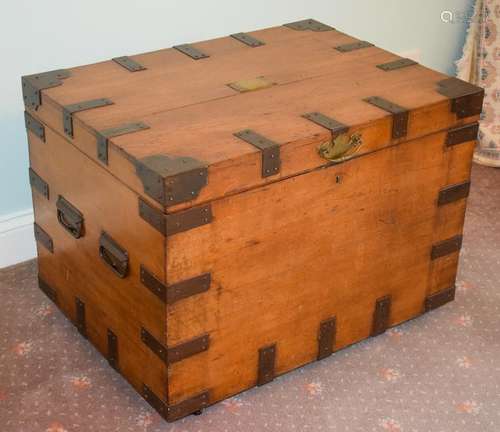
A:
[0, 0, 473, 266]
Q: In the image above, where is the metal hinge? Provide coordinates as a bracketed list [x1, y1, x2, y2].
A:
[257, 344, 276, 386]
[135, 154, 208, 207]
[141, 328, 209, 364]
[284, 19, 334, 32]
[112, 56, 146, 72]
[431, 235, 463, 260]
[63, 98, 114, 138]
[75, 297, 87, 338]
[372, 295, 391, 336]
[363, 96, 409, 139]
[377, 58, 418, 71]
[34, 223, 53, 253]
[425, 286, 456, 312]
[446, 123, 479, 147]
[22, 69, 71, 110]
[38, 276, 58, 304]
[234, 130, 281, 178]
[335, 41, 374, 52]
[438, 181, 471, 206]
[107, 329, 119, 370]
[142, 385, 210, 422]
[29, 168, 49, 200]
[317, 317, 336, 360]
[139, 198, 212, 236]
[173, 44, 209, 60]
[437, 78, 484, 119]
[96, 122, 149, 165]
[24, 111, 45, 141]
[140, 265, 210, 304]
[230, 33, 265, 47]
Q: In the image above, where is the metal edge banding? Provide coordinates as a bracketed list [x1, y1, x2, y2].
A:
[24, 111, 45, 141]
[431, 235, 463, 260]
[139, 198, 166, 235]
[107, 329, 119, 370]
[34, 223, 53, 253]
[363, 97, 409, 139]
[425, 286, 456, 312]
[165, 205, 213, 236]
[22, 69, 71, 110]
[29, 168, 49, 199]
[335, 41, 374, 52]
[234, 129, 281, 178]
[372, 295, 391, 336]
[167, 273, 211, 304]
[230, 33, 265, 47]
[141, 328, 167, 362]
[38, 276, 58, 304]
[317, 317, 336, 360]
[140, 265, 167, 302]
[112, 56, 147, 72]
[75, 297, 87, 338]
[437, 77, 485, 119]
[96, 122, 149, 165]
[376, 58, 418, 71]
[173, 44, 209, 60]
[284, 19, 334, 32]
[446, 123, 479, 147]
[257, 344, 276, 386]
[438, 181, 471, 206]
[63, 98, 114, 138]
[302, 112, 349, 135]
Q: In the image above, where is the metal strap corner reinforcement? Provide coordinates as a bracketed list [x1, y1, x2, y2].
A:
[38, 276, 57, 304]
[56, 196, 84, 239]
[22, 69, 71, 110]
[437, 77, 484, 119]
[34, 223, 53, 253]
[112, 56, 146, 72]
[96, 122, 149, 165]
[173, 44, 209, 60]
[24, 111, 45, 141]
[302, 112, 349, 135]
[62, 98, 114, 138]
[230, 32, 265, 47]
[75, 297, 87, 338]
[257, 344, 276, 386]
[284, 19, 334, 32]
[425, 286, 456, 312]
[234, 129, 281, 178]
[376, 58, 418, 71]
[335, 41, 374, 53]
[29, 168, 49, 200]
[318, 317, 336, 360]
[372, 295, 391, 336]
[135, 154, 208, 206]
[446, 123, 479, 147]
[431, 235, 463, 260]
[363, 96, 409, 139]
[107, 329, 119, 370]
[438, 181, 471, 206]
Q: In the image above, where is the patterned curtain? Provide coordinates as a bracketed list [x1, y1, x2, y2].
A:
[456, 0, 500, 167]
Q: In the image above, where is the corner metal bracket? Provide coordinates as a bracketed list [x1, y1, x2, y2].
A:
[438, 181, 471, 206]
[363, 96, 409, 139]
[141, 328, 209, 364]
[140, 265, 210, 304]
[335, 41, 374, 52]
[377, 58, 418, 71]
[437, 78, 484, 119]
[230, 32, 265, 47]
[234, 129, 281, 178]
[425, 286, 456, 312]
[38, 276, 58, 304]
[431, 235, 463, 260]
[63, 98, 114, 138]
[142, 385, 210, 422]
[317, 317, 336, 360]
[29, 168, 49, 200]
[257, 344, 276, 386]
[173, 44, 209, 60]
[302, 112, 349, 136]
[135, 155, 208, 207]
[22, 69, 71, 110]
[139, 198, 212, 236]
[34, 223, 53, 253]
[446, 123, 479, 147]
[371, 295, 391, 336]
[96, 122, 149, 165]
[112, 56, 147, 72]
[24, 111, 45, 141]
[75, 297, 87, 338]
[107, 329, 119, 370]
[284, 19, 334, 32]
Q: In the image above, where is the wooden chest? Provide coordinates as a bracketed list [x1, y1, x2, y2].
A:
[24, 19, 483, 421]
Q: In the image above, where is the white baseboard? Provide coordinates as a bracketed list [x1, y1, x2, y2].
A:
[0, 209, 36, 269]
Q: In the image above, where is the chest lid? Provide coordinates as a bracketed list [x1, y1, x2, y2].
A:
[23, 19, 483, 213]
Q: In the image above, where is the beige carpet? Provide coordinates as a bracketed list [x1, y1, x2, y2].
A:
[1, 164, 499, 432]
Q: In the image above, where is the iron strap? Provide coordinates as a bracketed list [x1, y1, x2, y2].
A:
[34, 223, 53, 253]
[107, 329, 119, 370]
[96, 122, 149, 164]
[63, 98, 114, 138]
[302, 112, 349, 135]
[22, 69, 71, 110]
[437, 78, 484, 119]
[75, 297, 87, 338]
[38, 276, 58, 304]
[363, 96, 409, 139]
[425, 286, 456, 312]
[431, 235, 463, 260]
[317, 317, 336, 360]
[284, 19, 334, 32]
[24, 111, 45, 141]
[173, 44, 209, 60]
[112, 56, 146, 72]
[335, 41, 374, 52]
[230, 32, 265, 47]
[372, 295, 391, 336]
[257, 344, 276, 386]
[234, 129, 281, 178]
[377, 58, 418, 71]
[446, 123, 479, 147]
[438, 181, 471, 206]
[29, 168, 49, 199]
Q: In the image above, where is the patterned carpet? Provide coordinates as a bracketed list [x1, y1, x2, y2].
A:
[1, 164, 499, 432]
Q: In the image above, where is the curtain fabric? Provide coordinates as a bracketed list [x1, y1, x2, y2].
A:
[457, 0, 500, 167]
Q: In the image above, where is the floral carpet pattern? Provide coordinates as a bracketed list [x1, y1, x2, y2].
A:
[1, 164, 499, 432]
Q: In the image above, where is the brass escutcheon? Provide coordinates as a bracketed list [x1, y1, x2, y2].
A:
[318, 132, 362, 162]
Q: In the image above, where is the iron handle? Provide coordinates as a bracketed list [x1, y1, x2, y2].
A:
[99, 231, 129, 278]
[56, 196, 84, 239]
